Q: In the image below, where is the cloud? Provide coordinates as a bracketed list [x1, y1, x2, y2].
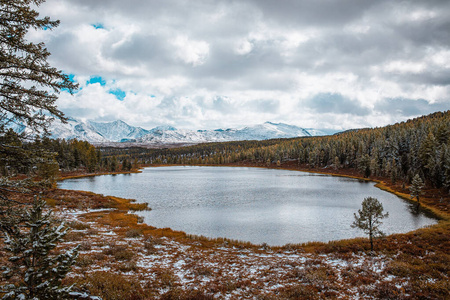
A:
[306, 93, 371, 116]
[172, 35, 210, 66]
[374, 98, 450, 117]
[35, 0, 450, 130]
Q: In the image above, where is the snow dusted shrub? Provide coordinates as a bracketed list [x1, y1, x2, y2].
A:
[75, 254, 95, 268]
[143, 236, 161, 254]
[117, 260, 138, 273]
[79, 271, 145, 300]
[159, 288, 214, 300]
[125, 228, 142, 238]
[64, 230, 87, 242]
[277, 284, 318, 299]
[79, 240, 93, 251]
[68, 221, 91, 230]
[0, 196, 79, 299]
[158, 269, 178, 288]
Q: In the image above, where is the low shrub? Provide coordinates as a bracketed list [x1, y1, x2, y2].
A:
[64, 231, 86, 242]
[79, 240, 92, 251]
[277, 284, 318, 299]
[117, 260, 138, 273]
[128, 203, 149, 211]
[68, 221, 91, 230]
[79, 271, 146, 300]
[76, 254, 95, 268]
[160, 288, 214, 300]
[126, 228, 143, 238]
[114, 248, 135, 261]
[102, 243, 135, 261]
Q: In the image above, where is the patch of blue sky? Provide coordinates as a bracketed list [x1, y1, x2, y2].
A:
[92, 23, 105, 29]
[87, 76, 106, 86]
[61, 73, 80, 93]
[42, 24, 56, 30]
[109, 88, 126, 101]
[66, 73, 76, 83]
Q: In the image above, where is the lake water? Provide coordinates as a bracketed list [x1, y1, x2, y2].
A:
[58, 166, 437, 245]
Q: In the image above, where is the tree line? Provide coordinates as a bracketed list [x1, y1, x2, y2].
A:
[130, 111, 450, 191]
[0, 129, 145, 178]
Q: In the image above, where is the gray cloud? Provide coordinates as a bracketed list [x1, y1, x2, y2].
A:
[37, 0, 450, 130]
[306, 93, 371, 116]
[375, 98, 450, 117]
[248, 0, 382, 28]
[244, 99, 280, 113]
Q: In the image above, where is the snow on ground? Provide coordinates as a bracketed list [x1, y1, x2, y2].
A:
[57, 209, 407, 299]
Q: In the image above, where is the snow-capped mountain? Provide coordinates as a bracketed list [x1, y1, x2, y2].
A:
[49, 118, 151, 142]
[137, 122, 311, 144]
[46, 119, 335, 144]
[89, 120, 151, 142]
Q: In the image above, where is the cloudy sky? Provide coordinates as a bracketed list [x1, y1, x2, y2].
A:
[32, 0, 450, 130]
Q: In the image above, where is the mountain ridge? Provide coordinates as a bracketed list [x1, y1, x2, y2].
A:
[40, 118, 337, 145]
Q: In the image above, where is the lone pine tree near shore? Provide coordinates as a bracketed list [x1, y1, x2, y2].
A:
[352, 197, 389, 252]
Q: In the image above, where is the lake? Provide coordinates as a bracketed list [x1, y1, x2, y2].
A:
[58, 166, 437, 245]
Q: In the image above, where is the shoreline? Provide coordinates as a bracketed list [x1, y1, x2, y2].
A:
[48, 164, 450, 298]
[56, 163, 448, 247]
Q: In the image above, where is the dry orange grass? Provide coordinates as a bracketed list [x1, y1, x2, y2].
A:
[33, 167, 450, 299]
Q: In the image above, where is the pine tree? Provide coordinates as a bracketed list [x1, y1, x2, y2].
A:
[110, 156, 118, 171]
[409, 174, 425, 203]
[358, 154, 371, 178]
[0, 196, 79, 299]
[122, 158, 128, 171]
[1, 0, 77, 192]
[443, 144, 450, 193]
[0, 1, 79, 297]
[351, 197, 389, 252]
[0, 0, 77, 134]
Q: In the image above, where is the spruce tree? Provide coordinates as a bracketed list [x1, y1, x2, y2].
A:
[0, 0, 79, 298]
[351, 197, 389, 252]
[409, 174, 425, 203]
[0, 196, 79, 299]
[0, 0, 78, 197]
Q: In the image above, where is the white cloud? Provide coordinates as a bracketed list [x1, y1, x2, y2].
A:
[172, 36, 210, 66]
[234, 39, 253, 55]
[383, 60, 427, 74]
[36, 0, 450, 130]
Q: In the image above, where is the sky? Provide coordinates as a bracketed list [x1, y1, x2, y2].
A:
[31, 0, 450, 131]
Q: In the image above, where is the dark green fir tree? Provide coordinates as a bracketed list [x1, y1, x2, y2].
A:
[1, 196, 79, 299]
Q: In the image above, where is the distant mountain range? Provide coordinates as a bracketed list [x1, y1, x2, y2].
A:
[15, 118, 338, 145]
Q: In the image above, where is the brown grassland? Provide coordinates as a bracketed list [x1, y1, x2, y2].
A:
[4, 163, 448, 299]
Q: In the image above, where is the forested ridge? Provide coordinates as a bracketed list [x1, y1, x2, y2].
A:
[120, 111, 450, 192]
[4, 110, 449, 192]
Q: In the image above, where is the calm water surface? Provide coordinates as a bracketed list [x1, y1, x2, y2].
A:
[58, 166, 437, 245]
